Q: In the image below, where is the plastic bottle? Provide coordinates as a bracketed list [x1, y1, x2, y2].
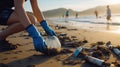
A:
[73, 41, 87, 57]
[112, 48, 120, 57]
[106, 41, 120, 57]
[73, 47, 83, 57]
[85, 56, 110, 67]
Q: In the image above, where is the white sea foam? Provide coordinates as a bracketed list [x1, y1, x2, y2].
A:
[49, 15, 120, 34]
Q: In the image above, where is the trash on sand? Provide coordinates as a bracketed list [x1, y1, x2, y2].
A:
[85, 55, 111, 67]
[106, 41, 120, 57]
[45, 36, 61, 55]
[73, 47, 83, 57]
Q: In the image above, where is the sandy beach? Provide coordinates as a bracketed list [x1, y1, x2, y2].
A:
[0, 19, 120, 67]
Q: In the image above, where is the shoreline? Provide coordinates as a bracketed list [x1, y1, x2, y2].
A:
[48, 19, 120, 45]
[50, 18, 120, 34]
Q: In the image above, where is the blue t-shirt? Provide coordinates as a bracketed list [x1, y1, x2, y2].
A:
[66, 10, 69, 16]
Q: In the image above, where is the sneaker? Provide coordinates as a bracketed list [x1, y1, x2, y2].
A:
[0, 40, 17, 52]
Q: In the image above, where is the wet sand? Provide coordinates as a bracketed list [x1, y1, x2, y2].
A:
[0, 20, 120, 67]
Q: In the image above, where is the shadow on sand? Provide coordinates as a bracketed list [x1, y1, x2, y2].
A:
[7, 54, 54, 67]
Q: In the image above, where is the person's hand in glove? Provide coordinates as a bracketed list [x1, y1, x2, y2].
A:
[26, 24, 47, 53]
[40, 20, 56, 36]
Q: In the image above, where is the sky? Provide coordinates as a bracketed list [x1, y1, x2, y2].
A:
[24, 0, 120, 12]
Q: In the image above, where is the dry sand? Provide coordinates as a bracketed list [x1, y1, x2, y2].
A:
[0, 20, 120, 67]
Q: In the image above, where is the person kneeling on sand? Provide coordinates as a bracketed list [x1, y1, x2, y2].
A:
[0, 0, 56, 53]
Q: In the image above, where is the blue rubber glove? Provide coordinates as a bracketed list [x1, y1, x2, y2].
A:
[40, 20, 56, 36]
[26, 24, 47, 53]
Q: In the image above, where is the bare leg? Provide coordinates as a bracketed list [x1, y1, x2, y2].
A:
[106, 18, 111, 30]
[0, 12, 37, 40]
[106, 22, 110, 30]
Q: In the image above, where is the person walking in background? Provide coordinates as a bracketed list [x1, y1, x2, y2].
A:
[106, 5, 111, 30]
[0, 0, 56, 53]
[65, 10, 69, 18]
[106, 5, 112, 23]
[94, 10, 98, 19]
[65, 10, 69, 22]
[75, 12, 78, 18]
[62, 14, 64, 18]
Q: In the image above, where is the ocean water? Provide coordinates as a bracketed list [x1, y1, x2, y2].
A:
[50, 15, 120, 34]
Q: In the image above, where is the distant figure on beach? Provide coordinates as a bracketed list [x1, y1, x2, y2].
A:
[106, 5, 111, 30]
[94, 10, 98, 18]
[62, 14, 64, 18]
[65, 10, 69, 18]
[0, 0, 56, 53]
[75, 12, 78, 18]
[106, 5, 112, 22]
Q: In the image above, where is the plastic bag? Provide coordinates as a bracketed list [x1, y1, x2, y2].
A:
[45, 36, 61, 54]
